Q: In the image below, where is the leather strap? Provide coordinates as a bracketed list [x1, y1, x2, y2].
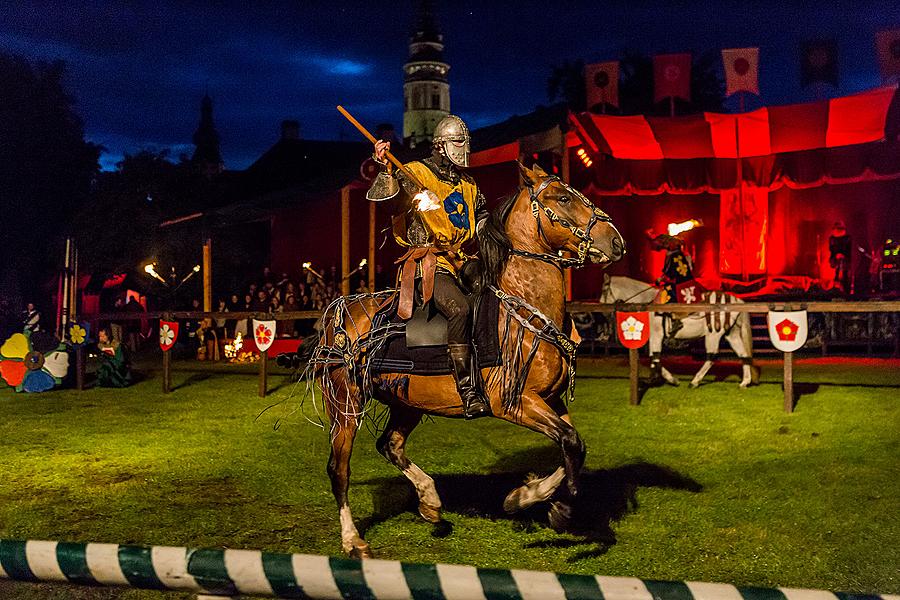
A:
[395, 246, 439, 320]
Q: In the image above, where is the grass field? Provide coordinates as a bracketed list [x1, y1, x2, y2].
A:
[0, 355, 898, 599]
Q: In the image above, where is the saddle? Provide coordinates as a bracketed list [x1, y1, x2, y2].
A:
[369, 264, 501, 375]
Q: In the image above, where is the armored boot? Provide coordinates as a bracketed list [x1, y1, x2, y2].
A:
[447, 343, 491, 419]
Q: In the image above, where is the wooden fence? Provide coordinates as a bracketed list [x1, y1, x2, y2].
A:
[77, 301, 900, 413]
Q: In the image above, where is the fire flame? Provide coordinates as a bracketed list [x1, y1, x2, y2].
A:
[224, 332, 243, 359]
[667, 219, 702, 236]
[415, 190, 441, 212]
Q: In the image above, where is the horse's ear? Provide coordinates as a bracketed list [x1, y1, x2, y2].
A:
[531, 163, 548, 178]
[517, 161, 537, 186]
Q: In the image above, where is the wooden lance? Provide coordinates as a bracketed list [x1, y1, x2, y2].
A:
[336, 105, 426, 191]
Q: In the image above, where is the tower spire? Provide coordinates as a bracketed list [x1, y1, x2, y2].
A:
[192, 93, 224, 178]
[403, 0, 450, 148]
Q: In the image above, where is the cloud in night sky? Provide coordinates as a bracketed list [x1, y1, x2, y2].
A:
[2, 1, 898, 171]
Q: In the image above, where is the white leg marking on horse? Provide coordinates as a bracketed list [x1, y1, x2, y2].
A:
[504, 467, 566, 513]
[511, 569, 567, 600]
[402, 464, 441, 508]
[740, 363, 752, 388]
[435, 564, 488, 600]
[595, 576, 654, 600]
[224, 549, 274, 596]
[362, 559, 413, 600]
[690, 360, 713, 388]
[339, 504, 361, 553]
[661, 365, 679, 386]
[686, 581, 745, 600]
[292, 554, 343, 600]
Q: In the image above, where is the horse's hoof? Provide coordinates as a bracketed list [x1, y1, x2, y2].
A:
[349, 541, 373, 559]
[667, 379, 680, 387]
[739, 382, 750, 389]
[548, 500, 573, 533]
[689, 382, 700, 389]
[419, 502, 442, 523]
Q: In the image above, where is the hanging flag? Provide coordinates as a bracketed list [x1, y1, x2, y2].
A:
[653, 53, 692, 103]
[585, 61, 620, 109]
[252, 319, 276, 353]
[767, 311, 808, 352]
[159, 321, 179, 352]
[801, 39, 838, 87]
[722, 47, 760, 97]
[615, 312, 651, 349]
[875, 29, 900, 81]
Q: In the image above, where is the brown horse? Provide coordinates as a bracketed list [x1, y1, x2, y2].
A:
[308, 163, 625, 557]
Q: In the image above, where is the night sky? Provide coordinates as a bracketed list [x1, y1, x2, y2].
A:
[2, 1, 898, 171]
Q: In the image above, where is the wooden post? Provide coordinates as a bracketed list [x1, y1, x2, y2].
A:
[368, 200, 376, 291]
[628, 348, 640, 405]
[258, 350, 268, 398]
[560, 129, 573, 301]
[341, 185, 351, 296]
[162, 349, 171, 394]
[202, 237, 212, 312]
[783, 351, 794, 413]
[75, 346, 84, 391]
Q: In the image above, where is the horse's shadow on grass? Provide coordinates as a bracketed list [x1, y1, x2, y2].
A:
[358, 446, 701, 560]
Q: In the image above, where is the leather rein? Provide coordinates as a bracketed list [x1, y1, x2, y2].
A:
[509, 176, 612, 269]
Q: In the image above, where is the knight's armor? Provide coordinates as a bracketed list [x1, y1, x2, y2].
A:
[367, 114, 491, 419]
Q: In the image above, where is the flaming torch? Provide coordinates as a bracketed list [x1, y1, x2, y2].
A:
[302, 262, 324, 281]
[667, 219, 702, 237]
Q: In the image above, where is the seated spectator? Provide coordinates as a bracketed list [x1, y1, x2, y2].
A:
[95, 327, 132, 387]
[22, 302, 41, 333]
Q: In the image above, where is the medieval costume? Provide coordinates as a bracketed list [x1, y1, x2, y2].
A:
[649, 233, 695, 303]
[828, 221, 851, 292]
[367, 115, 490, 419]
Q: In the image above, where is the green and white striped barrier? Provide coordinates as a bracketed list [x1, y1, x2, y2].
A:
[0, 539, 895, 600]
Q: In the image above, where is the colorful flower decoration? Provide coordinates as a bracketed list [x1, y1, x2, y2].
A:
[775, 318, 799, 342]
[160, 324, 176, 347]
[620, 316, 645, 341]
[443, 191, 470, 230]
[0, 331, 69, 393]
[68, 323, 87, 345]
[255, 323, 273, 347]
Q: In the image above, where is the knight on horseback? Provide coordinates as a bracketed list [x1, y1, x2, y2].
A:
[646, 229, 702, 335]
[367, 114, 491, 419]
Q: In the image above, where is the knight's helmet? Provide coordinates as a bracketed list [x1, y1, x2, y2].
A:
[432, 114, 470, 168]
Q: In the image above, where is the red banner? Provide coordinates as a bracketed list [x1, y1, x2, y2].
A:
[722, 47, 759, 97]
[653, 53, 691, 103]
[719, 187, 768, 275]
[615, 312, 651, 349]
[585, 61, 619, 109]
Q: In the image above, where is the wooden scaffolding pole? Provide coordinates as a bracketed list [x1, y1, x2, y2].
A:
[341, 185, 351, 296]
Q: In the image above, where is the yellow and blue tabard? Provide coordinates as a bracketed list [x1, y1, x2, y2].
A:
[396, 161, 479, 260]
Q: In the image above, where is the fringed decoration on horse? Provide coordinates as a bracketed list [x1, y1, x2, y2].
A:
[488, 286, 578, 414]
[301, 291, 403, 438]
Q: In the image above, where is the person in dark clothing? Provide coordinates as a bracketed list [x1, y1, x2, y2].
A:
[829, 221, 852, 293]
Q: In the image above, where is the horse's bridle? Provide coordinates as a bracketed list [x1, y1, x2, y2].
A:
[510, 176, 613, 269]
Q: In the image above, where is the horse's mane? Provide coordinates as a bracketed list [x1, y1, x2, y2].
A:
[479, 191, 519, 287]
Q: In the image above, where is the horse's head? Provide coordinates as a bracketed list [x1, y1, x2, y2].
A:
[511, 162, 625, 267]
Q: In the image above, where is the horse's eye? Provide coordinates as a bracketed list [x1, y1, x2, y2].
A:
[558, 195, 570, 204]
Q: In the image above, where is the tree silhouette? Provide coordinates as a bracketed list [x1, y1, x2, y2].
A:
[0, 52, 100, 306]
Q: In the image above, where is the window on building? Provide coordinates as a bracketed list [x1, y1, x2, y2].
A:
[431, 93, 440, 109]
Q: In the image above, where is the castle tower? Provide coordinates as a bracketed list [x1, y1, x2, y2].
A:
[403, 0, 450, 148]
[192, 94, 224, 178]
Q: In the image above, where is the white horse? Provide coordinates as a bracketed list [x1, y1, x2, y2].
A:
[600, 275, 755, 388]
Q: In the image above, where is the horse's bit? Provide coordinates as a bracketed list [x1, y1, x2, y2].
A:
[510, 176, 612, 269]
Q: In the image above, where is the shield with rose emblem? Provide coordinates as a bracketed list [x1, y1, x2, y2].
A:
[159, 321, 179, 352]
[615, 312, 651, 349]
[252, 319, 277, 352]
[767, 310, 808, 352]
